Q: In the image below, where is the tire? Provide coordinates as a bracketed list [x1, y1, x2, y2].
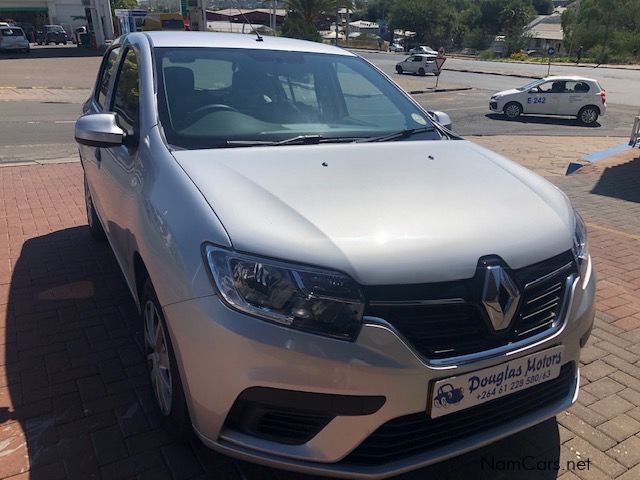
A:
[142, 279, 193, 441]
[434, 72, 440, 76]
[578, 106, 599, 125]
[418, 67, 425, 76]
[504, 102, 523, 120]
[396, 65, 403, 74]
[84, 175, 106, 241]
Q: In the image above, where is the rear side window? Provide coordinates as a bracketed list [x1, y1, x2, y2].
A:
[564, 81, 590, 93]
[1, 28, 24, 37]
[96, 47, 121, 108]
[112, 48, 140, 131]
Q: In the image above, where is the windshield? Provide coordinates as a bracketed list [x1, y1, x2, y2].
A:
[155, 47, 439, 149]
[517, 79, 544, 91]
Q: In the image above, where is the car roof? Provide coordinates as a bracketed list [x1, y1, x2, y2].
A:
[542, 76, 599, 83]
[141, 31, 356, 56]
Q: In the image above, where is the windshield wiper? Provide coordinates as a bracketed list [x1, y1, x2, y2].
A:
[225, 135, 365, 147]
[363, 126, 437, 143]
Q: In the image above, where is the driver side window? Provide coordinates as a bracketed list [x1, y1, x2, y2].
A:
[535, 82, 554, 93]
[112, 48, 140, 132]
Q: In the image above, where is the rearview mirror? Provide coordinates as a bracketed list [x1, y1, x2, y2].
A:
[75, 113, 125, 148]
[428, 110, 453, 131]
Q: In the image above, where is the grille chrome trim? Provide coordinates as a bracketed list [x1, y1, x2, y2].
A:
[524, 262, 573, 289]
[368, 298, 465, 307]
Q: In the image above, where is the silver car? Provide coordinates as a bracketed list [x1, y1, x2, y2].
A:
[76, 31, 595, 479]
[0, 26, 30, 53]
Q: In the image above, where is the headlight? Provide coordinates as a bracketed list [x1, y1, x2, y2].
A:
[204, 245, 364, 340]
[572, 210, 588, 267]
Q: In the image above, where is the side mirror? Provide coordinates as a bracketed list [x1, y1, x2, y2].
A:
[75, 113, 125, 148]
[428, 110, 453, 131]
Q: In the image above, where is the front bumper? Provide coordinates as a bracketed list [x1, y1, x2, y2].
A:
[163, 256, 595, 479]
[490, 100, 499, 111]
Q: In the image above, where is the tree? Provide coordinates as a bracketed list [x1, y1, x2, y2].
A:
[388, 0, 454, 48]
[112, 0, 138, 10]
[532, 0, 552, 15]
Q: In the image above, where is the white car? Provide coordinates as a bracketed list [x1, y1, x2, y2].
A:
[409, 45, 437, 54]
[490, 76, 606, 125]
[396, 54, 440, 76]
[388, 42, 404, 52]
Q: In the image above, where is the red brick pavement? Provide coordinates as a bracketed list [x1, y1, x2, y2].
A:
[1, 159, 640, 480]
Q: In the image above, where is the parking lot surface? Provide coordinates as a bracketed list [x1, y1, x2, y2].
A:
[1, 141, 640, 480]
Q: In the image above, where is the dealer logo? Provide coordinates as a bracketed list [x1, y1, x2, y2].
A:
[481, 265, 520, 331]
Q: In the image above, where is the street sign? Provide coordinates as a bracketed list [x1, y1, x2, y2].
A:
[435, 56, 446, 73]
[547, 47, 555, 56]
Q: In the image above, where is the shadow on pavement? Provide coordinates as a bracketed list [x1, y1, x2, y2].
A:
[591, 156, 640, 203]
[2, 226, 562, 479]
[486, 113, 601, 128]
[0, 45, 102, 60]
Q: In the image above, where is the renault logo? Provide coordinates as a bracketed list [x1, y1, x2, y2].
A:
[481, 265, 521, 331]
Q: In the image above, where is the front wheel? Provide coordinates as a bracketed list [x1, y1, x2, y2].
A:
[418, 67, 425, 76]
[84, 175, 105, 241]
[578, 106, 599, 125]
[396, 65, 403, 74]
[142, 280, 193, 441]
[504, 102, 523, 120]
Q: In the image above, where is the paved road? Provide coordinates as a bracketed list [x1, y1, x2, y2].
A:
[358, 51, 635, 138]
[0, 49, 634, 164]
[357, 51, 640, 107]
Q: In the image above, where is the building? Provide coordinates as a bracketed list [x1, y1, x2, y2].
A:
[206, 8, 286, 26]
[0, 0, 114, 46]
[523, 13, 565, 54]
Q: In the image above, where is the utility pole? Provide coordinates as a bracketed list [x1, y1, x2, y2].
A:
[345, 2, 349, 46]
[199, 0, 207, 31]
[335, 1, 339, 45]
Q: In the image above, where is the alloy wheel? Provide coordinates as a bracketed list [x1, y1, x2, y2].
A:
[144, 300, 173, 416]
[580, 107, 597, 124]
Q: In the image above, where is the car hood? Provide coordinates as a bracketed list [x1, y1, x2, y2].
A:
[494, 88, 521, 97]
[173, 140, 574, 285]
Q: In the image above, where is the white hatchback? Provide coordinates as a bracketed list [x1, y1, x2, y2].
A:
[395, 54, 440, 76]
[490, 76, 606, 125]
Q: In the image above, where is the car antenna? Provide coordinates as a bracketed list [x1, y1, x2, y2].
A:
[230, 0, 263, 41]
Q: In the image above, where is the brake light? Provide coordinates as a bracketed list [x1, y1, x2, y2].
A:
[599, 90, 606, 104]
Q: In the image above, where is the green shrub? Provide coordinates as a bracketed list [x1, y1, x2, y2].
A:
[480, 49, 496, 60]
[509, 51, 529, 61]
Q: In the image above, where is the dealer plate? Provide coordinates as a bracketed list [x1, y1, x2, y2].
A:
[429, 346, 564, 419]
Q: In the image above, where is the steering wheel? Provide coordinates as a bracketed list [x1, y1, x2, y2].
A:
[188, 104, 238, 122]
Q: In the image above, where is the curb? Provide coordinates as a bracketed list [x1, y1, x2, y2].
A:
[408, 86, 473, 94]
[445, 68, 540, 80]
[0, 157, 79, 168]
[348, 49, 640, 71]
[0, 86, 89, 90]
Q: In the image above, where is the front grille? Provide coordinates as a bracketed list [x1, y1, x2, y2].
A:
[344, 363, 574, 465]
[364, 251, 576, 360]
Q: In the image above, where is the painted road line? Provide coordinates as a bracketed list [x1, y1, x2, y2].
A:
[582, 142, 631, 163]
[54, 120, 76, 124]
